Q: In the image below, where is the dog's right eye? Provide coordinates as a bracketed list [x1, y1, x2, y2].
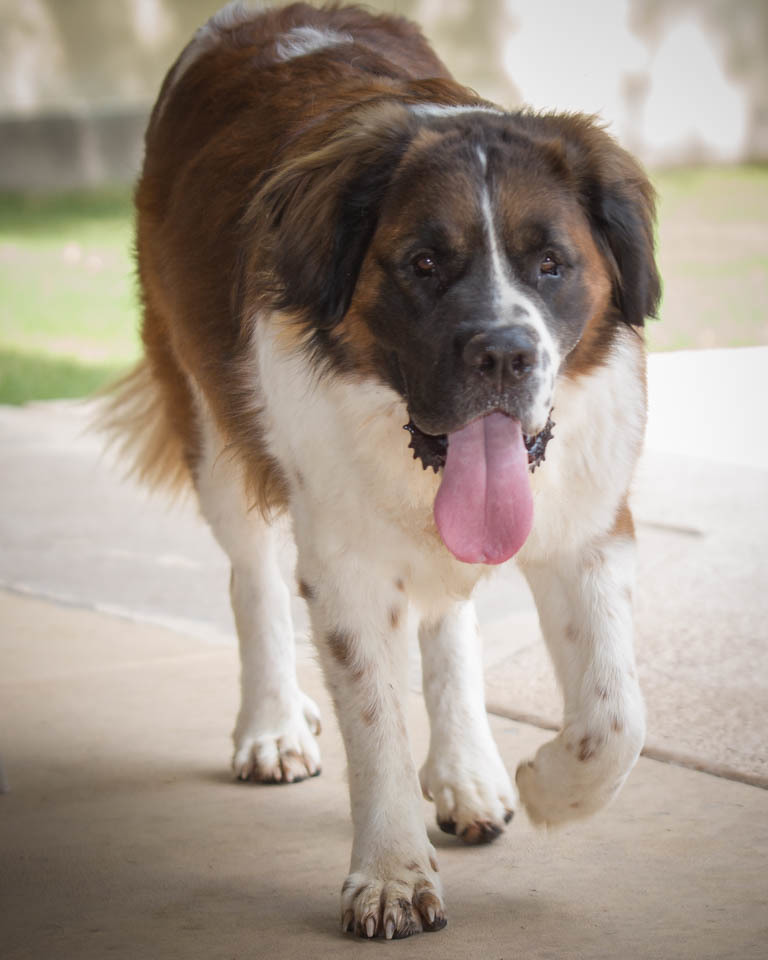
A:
[413, 254, 437, 278]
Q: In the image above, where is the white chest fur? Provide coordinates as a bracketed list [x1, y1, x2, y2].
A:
[252, 316, 646, 605]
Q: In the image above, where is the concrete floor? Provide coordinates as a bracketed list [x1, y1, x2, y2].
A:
[1, 347, 767, 958]
[2, 591, 767, 960]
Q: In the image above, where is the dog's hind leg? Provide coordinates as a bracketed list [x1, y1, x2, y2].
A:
[193, 396, 321, 784]
[418, 601, 517, 843]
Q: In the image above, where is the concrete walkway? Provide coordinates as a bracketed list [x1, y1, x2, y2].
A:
[1, 348, 767, 958]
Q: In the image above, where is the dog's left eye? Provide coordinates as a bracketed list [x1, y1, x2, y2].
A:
[413, 254, 437, 278]
[539, 255, 559, 278]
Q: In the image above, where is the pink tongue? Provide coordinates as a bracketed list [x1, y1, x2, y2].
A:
[434, 412, 533, 565]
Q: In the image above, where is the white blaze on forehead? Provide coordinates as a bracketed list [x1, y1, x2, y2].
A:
[478, 175, 559, 428]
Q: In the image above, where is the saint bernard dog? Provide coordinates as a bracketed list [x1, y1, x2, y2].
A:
[104, 0, 660, 940]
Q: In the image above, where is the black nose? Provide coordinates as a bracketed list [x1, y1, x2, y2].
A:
[462, 327, 538, 384]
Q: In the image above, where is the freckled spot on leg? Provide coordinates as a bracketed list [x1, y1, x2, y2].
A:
[298, 579, 314, 601]
[570, 801, 580, 809]
[578, 736, 597, 762]
[565, 624, 579, 643]
[596, 685, 609, 701]
[395, 578, 405, 592]
[327, 629, 355, 667]
[389, 606, 401, 630]
[610, 499, 636, 539]
[611, 715, 623, 733]
[362, 697, 380, 726]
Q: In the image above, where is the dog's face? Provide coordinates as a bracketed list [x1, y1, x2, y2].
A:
[254, 106, 659, 442]
[360, 126, 610, 438]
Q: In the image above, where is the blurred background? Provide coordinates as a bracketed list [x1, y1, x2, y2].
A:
[1, 0, 766, 403]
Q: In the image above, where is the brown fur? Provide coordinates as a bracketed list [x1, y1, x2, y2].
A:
[103, 4, 487, 514]
[561, 217, 616, 379]
[298, 579, 315, 601]
[610, 497, 636, 539]
[327, 628, 356, 667]
[361, 697, 381, 727]
[96, 359, 193, 497]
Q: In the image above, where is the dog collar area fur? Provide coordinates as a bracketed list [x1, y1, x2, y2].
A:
[403, 412, 555, 474]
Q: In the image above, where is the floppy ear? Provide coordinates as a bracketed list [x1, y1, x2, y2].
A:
[541, 114, 661, 327]
[249, 101, 414, 329]
[583, 144, 661, 327]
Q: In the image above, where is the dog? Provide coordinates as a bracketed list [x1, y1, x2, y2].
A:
[103, 0, 660, 940]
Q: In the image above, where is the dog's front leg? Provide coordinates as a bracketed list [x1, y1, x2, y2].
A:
[297, 548, 446, 939]
[516, 525, 645, 825]
[419, 601, 517, 842]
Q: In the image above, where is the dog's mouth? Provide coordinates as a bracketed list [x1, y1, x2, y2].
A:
[403, 411, 555, 566]
[404, 412, 555, 474]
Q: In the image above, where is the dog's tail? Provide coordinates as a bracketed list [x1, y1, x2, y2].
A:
[94, 359, 192, 499]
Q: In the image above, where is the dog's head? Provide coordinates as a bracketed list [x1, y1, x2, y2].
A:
[252, 99, 658, 432]
[250, 97, 659, 562]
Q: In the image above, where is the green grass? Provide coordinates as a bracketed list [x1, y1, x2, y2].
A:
[649, 165, 768, 351]
[652, 164, 768, 221]
[0, 167, 766, 404]
[0, 347, 124, 405]
[0, 188, 141, 404]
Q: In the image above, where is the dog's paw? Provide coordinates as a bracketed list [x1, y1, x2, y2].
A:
[341, 859, 446, 939]
[515, 718, 643, 826]
[420, 743, 517, 844]
[233, 691, 321, 784]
